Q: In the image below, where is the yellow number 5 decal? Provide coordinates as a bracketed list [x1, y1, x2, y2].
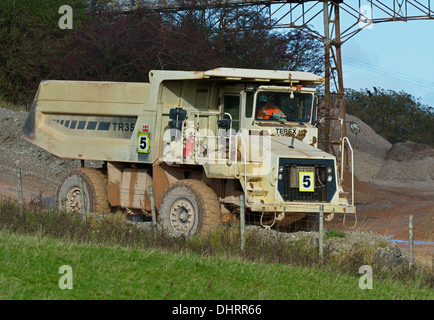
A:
[137, 133, 150, 153]
[299, 172, 314, 192]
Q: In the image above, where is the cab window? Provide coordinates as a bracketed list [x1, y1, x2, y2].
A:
[255, 91, 313, 123]
[222, 94, 240, 132]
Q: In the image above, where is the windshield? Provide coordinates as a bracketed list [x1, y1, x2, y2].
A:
[255, 91, 313, 123]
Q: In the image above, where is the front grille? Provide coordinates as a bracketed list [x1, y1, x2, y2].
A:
[278, 159, 336, 203]
[282, 164, 326, 202]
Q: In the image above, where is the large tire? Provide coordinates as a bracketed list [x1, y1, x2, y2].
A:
[159, 179, 220, 236]
[57, 168, 110, 215]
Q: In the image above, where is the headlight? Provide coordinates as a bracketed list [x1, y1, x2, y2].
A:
[279, 166, 284, 173]
[327, 166, 333, 174]
[327, 175, 333, 182]
[278, 173, 283, 181]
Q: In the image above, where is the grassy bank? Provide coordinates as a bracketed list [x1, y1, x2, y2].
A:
[0, 200, 433, 299]
[1, 229, 433, 300]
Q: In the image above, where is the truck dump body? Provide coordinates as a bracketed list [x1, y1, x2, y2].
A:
[23, 68, 324, 165]
[22, 80, 153, 163]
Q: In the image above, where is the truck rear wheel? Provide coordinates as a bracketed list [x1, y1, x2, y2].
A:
[159, 179, 220, 236]
[57, 168, 110, 215]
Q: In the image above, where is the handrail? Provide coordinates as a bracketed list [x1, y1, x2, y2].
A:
[184, 111, 234, 165]
[181, 111, 248, 203]
[341, 136, 357, 229]
[341, 136, 354, 207]
[236, 131, 248, 203]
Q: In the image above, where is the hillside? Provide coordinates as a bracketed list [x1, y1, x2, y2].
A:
[2, 229, 432, 300]
[0, 106, 433, 266]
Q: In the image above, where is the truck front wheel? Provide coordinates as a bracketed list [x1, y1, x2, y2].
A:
[57, 168, 110, 215]
[159, 179, 220, 236]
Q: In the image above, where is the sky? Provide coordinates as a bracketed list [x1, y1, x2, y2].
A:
[341, 19, 434, 108]
[265, 1, 434, 108]
[275, 1, 434, 108]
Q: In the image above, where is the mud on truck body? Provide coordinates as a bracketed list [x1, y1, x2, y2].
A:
[22, 68, 356, 235]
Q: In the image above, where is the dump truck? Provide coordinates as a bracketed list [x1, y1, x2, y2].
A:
[22, 67, 356, 235]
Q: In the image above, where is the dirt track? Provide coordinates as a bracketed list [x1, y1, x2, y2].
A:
[327, 178, 434, 266]
[0, 167, 57, 205]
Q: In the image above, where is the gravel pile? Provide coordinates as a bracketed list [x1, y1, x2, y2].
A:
[330, 114, 391, 180]
[376, 157, 434, 181]
[0, 107, 101, 185]
[333, 113, 434, 183]
[386, 141, 434, 161]
[377, 141, 434, 181]
[345, 114, 391, 181]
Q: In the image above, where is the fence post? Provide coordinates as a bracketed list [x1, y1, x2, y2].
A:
[148, 185, 157, 234]
[409, 214, 414, 268]
[16, 168, 24, 214]
[319, 205, 324, 261]
[240, 194, 245, 251]
[78, 176, 87, 225]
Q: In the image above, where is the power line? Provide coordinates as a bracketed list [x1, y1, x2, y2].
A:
[342, 57, 434, 90]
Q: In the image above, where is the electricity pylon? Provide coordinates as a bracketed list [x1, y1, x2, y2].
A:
[108, 0, 434, 167]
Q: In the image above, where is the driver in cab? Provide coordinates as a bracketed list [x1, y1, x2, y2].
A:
[256, 96, 286, 120]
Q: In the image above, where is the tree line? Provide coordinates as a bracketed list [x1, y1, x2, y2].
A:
[0, 0, 322, 105]
[0, 1, 432, 146]
[345, 87, 433, 147]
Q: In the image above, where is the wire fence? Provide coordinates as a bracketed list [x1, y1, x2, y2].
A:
[0, 165, 433, 271]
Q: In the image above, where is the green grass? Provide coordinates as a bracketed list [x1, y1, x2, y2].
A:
[0, 229, 433, 300]
[325, 230, 346, 239]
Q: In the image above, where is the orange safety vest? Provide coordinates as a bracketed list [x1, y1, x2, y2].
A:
[257, 105, 284, 120]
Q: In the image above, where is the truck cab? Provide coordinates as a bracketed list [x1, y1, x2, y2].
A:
[220, 84, 318, 145]
[155, 68, 355, 230]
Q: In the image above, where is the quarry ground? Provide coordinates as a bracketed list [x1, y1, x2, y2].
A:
[327, 179, 434, 266]
[0, 106, 433, 267]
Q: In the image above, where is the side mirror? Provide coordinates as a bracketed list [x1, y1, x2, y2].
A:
[312, 96, 319, 125]
[348, 121, 361, 135]
[169, 108, 187, 131]
[217, 119, 231, 129]
[169, 108, 187, 121]
[217, 114, 231, 129]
